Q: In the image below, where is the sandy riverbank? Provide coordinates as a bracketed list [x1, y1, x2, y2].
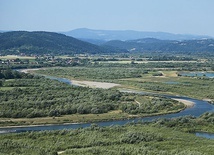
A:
[0, 122, 81, 129]
[19, 68, 120, 89]
[71, 80, 120, 89]
[171, 98, 194, 108]
[19, 68, 46, 73]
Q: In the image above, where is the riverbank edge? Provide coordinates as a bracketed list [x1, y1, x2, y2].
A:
[171, 98, 194, 108]
[0, 98, 191, 129]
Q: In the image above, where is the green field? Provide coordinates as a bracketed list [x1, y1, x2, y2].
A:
[0, 55, 35, 60]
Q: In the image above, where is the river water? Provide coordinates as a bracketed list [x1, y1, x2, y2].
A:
[195, 132, 214, 139]
[180, 72, 214, 78]
[0, 74, 213, 135]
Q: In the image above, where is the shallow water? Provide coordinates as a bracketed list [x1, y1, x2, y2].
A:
[195, 132, 214, 139]
[180, 72, 214, 78]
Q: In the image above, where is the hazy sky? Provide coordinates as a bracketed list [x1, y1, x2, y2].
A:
[0, 0, 214, 36]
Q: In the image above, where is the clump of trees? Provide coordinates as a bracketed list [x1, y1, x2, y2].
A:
[152, 72, 163, 76]
[199, 112, 214, 123]
[0, 69, 34, 79]
[120, 131, 163, 144]
[154, 112, 214, 133]
[0, 80, 121, 118]
[120, 96, 184, 115]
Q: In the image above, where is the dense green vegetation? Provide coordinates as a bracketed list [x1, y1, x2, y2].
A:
[0, 69, 34, 79]
[120, 76, 214, 100]
[35, 67, 214, 100]
[0, 79, 120, 118]
[0, 113, 214, 155]
[35, 67, 147, 81]
[0, 69, 36, 87]
[0, 75, 183, 119]
[120, 95, 184, 115]
[93, 61, 214, 71]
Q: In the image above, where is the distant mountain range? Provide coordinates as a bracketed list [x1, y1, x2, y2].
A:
[0, 31, 213, 56]
[101, 38, 214, 53]
[0, 31, 109, 55]
[62, 28, 213, 43]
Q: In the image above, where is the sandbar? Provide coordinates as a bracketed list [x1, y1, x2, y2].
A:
[171, 98, 194, 108]
[71, 80, 120, 89]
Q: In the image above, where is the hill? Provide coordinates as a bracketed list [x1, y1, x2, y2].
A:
[1, 31, 213, 56]
[0, 31, 107, 55]
[62, 28, 212, 42]
[101, 38, 214, 53]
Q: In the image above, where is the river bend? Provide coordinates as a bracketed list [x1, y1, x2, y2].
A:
[0, 75, 213, 134]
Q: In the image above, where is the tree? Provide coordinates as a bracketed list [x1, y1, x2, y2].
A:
[2, 69, 14, 79]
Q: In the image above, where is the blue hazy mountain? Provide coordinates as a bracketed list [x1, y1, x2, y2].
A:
[62, 28, 212, 43]
[101, 38, 214, 53]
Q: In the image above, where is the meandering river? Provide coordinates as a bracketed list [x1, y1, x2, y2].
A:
[0, 74, 213, 135]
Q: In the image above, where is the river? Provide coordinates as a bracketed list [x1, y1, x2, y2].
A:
[195, 132, 214, 139]
[179, 72, 214, 78]
[0, 74, 213, 134]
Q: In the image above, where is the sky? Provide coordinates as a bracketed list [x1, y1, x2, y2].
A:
[0, 0, 214, 36]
